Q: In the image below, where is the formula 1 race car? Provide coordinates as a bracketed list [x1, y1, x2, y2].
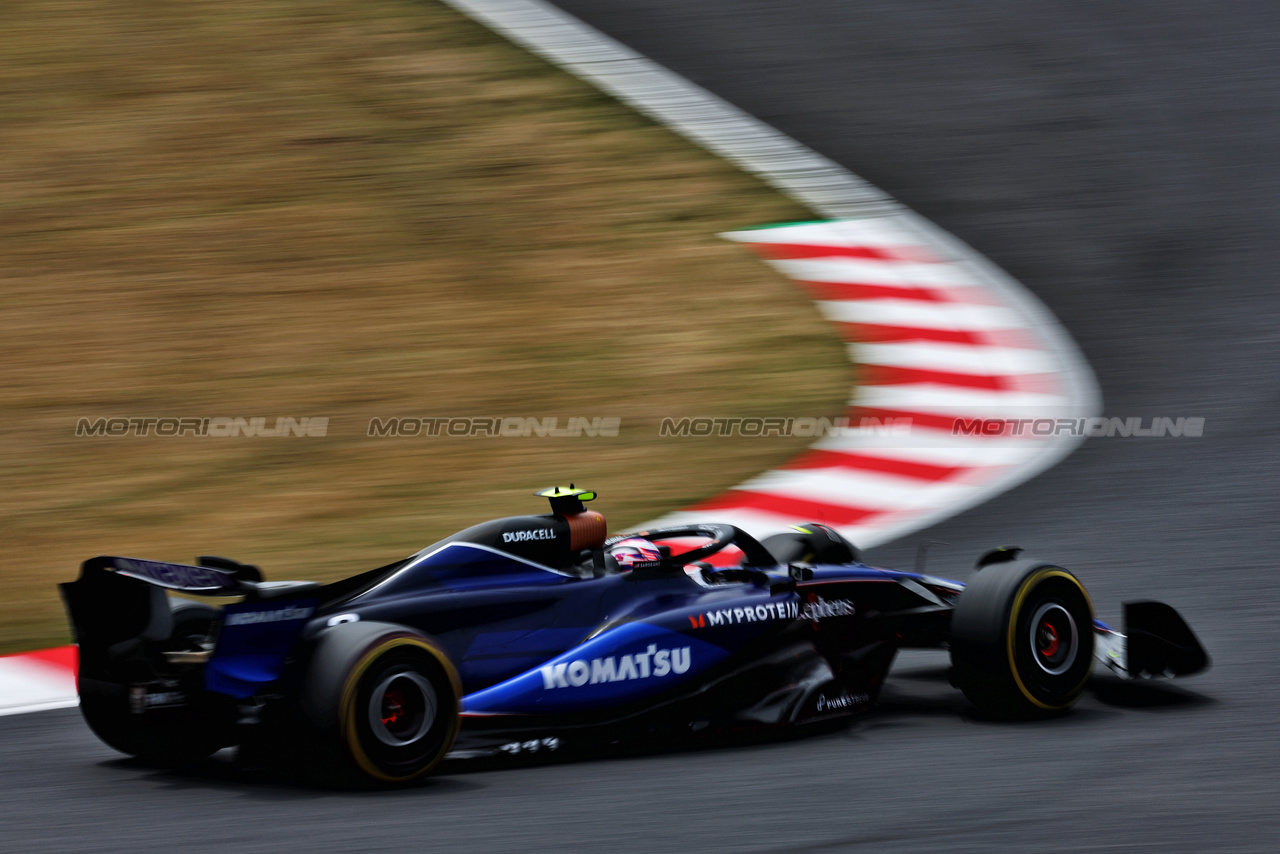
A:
[60, 487, 1209, 785]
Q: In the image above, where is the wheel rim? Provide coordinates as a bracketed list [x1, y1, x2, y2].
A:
[367, 670, 436, 747]
[1028, 602, 1078, 675]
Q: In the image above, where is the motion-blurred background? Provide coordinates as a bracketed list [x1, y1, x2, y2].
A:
[0, 0, 849, 654]
[6, 1, 1280, 851]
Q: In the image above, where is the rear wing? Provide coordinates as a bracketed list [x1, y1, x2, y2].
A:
[61, 555, 322, 696]
[95, 556, 247, 595]
[74, 555, 320, 599]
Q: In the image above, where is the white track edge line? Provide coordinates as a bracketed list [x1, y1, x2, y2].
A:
[439, 0, 1100, 549]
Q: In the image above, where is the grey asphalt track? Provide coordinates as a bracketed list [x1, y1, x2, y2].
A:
[5, 2, 1278, 851]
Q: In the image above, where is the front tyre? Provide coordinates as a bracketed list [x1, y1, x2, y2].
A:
[950, 560, 1094, 718]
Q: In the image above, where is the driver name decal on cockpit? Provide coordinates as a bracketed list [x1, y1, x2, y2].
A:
[540, 644, 691, 689]
[503, 528, 555, 544]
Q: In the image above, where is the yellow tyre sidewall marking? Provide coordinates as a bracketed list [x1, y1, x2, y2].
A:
[338, 635, 462, 783]
[1006, 568, 1095, 711]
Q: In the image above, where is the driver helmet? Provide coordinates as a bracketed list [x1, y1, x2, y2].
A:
[608, 537, 662, 571]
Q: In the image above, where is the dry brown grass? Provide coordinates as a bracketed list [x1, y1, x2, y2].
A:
[0, 0, 848, 653]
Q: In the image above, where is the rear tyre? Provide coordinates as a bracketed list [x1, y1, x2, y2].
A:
[339, 635, 460, 784]
[80, 600, 223, 762]
[80, 691, 222, 763]
[950, 560, 1094, 718]
[298, 624, 461, 786]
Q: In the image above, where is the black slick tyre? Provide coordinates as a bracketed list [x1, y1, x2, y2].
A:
[949, 560, 1094, 718]
[301, 623, 461, 786]
[80, 599, 222, 762]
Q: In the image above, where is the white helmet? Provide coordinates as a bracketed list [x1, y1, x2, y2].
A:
[608, 537, 662, 570]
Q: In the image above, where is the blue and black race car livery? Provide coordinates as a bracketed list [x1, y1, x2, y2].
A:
[60, 486, 1208, 785]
